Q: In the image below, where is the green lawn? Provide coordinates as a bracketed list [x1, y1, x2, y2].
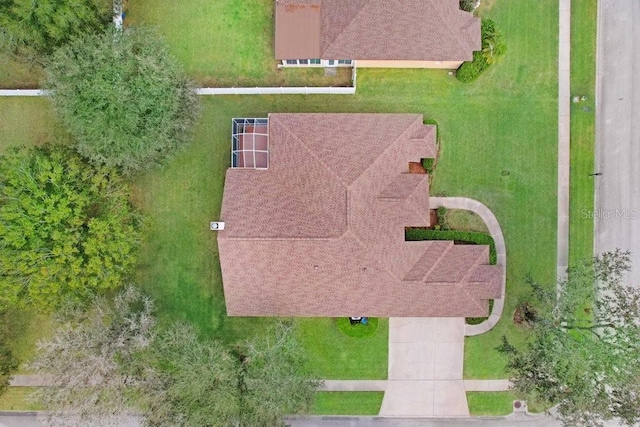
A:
[297, 318, 388, 380]
[0, 98, 65, 151]
[467, 391, 551, 416]
[446, 210, 489, 233]
[125, 0, 351, 87]
[0, 388, 41, 411]
[467, 391, 517, 416]
[0, 53, 43, 89]
[568, 0, 597, 265]
[313, 392, 383, 416]
[0, 309, 53, 373]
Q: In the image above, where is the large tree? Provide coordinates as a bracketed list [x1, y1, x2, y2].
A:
[0, 146, 141, 311]
[46, 27, 200, 174]
[0, 0, 113, 59]
[31, 289, 318, 426]
[141, 321, 319, 427]
[139, 323, 242, 426]
[499, 250, 640, 427]
[30, 286, 155, 426]
[238, 321, 320, 426]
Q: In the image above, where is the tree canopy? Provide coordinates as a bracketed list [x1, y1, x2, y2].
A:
[141, 321, 319, 427]
[499, 250, 640, 427]
[0, 146, 141, 311]
[46, 27, 200, 174]
[0, 0, 113, 59]
[31, 286, 155, 426]
[31, 288, 319, 427]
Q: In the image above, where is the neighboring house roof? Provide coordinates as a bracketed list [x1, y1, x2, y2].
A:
[218, 113, 502, 318]
[274, 0, 481, 61]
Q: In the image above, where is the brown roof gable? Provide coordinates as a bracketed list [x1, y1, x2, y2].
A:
[218, 114, 501, 317]
[275, 0, 481, 61]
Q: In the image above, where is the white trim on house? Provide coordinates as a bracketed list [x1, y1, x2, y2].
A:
[278, 59, 353, 67]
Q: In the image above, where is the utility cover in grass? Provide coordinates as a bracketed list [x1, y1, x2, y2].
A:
[336, 318, 378, 338]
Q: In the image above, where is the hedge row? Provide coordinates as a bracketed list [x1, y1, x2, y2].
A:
[405, 228, 497, 265]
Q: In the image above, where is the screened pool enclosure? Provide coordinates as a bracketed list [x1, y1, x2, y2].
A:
[231, 118, 269, 169]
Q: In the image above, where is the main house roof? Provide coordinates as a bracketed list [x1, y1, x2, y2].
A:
[274, 0, 481, 61]
[218, 114, 502, 317]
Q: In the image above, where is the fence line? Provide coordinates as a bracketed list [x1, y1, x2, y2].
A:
[0, 67, 358, 97]
[0, 89, 45, 96]
[195, 86, 354, 95]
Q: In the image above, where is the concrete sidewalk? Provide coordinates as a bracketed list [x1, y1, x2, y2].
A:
[557, 0, 571, 281]
[429, 197, 506, 336]
[320, 380, 387, 392]
[379, 318, 468, 417]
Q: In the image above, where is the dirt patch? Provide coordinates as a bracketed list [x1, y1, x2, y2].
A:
[429, 209, 438, 228]
[409, 161, 426, 174]
[513, 302, 537, 327]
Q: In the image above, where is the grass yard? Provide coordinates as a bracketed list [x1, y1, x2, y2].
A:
[0, 388, 41, 411]
[313, 392, 383, 416]
[125, 0, 351, 87]
[297, 318, 388, 380]
[1, 0, 560, 384]
[568, 0, 597, 265]
[466, 391, 517, 416]
[0, 309, 54, 373]
[466, 391, 551, 416]
[133, 0, 558, 379]
[0, 98, 65, 151]
[0, 53, 43, 89]
[446, 210, 490, 233]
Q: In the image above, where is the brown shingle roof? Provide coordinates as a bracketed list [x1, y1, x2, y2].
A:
[274, 0, 481, 61]
[218, 114, 501, 318]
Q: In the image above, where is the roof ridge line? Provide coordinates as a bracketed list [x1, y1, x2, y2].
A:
[418, 241, 454, 281]
[343, 228, 404, 282]
[322, 0, 372, 57]
[403, 174, 431, 222]
[459, 284, 487, 314]
[348, 114, 425, 191]
[460, 246, 493, 282]
[437, 0, 479, 58]
[271, 115, 349, 189]
[377, 172, 425, 200]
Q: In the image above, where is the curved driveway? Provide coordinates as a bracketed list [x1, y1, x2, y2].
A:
[429, 197, 506, 336]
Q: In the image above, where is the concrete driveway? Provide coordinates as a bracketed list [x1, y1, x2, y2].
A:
[379, 318, 468, 417]
[595, 0, 640, 285]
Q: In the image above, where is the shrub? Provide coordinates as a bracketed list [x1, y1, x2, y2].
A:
[459, 0, 477, 13]
[405, 228, 497, 265]
[422, 158, 435, 174]
[456, 19, 506, 83]
[456, 51, 489, 83]
[436, 207, 449, 229]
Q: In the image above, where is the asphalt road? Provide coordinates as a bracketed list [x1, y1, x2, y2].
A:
[287, 416, 562, 427]
[595, 0, 640, 285]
